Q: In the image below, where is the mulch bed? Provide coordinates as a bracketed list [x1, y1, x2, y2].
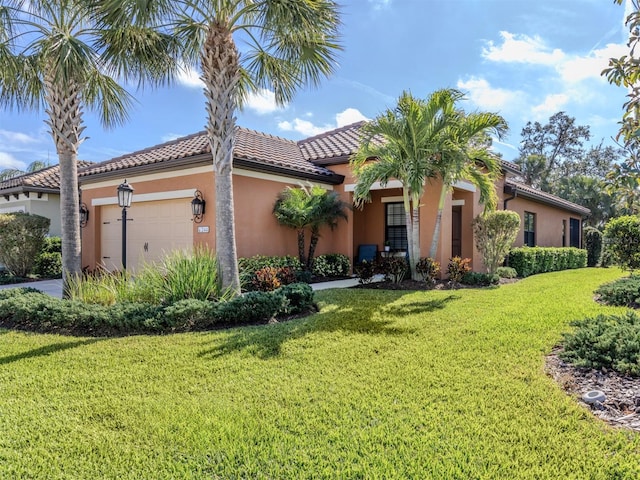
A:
[546, 348, 640, 432]
[351, 277, 518, 291]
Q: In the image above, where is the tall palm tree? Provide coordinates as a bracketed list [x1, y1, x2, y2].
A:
[428, 109, 508, 259]
[0, 0, 177, 293]
[351, 90, 453, 280]
[102, 0, 342, 295]
[0, 160, 51, 181]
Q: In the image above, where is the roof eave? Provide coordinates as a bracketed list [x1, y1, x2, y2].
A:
[233, 158, 344, 185]
[504, 185, 590, 217]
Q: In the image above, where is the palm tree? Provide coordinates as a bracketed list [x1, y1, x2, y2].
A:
[428, 109, 508, 259]
[0, 160, 51, 181]
[307, 189, 349, 271]
[273, 185, 316, 268]
[273, 185, 349, 271]
[351, 90, 453, 280]
[101, 0, 342, 295]
[0, 0, 177, 293]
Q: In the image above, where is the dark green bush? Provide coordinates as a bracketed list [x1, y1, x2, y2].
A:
[496, 266, 518, 279]
[560, 311, 640, 376]
[377, 256, 408, 284]
[162, 299, 217, 329]
[461, 272, 500, 286]
[41, 236, 62, 254]
[276, 282, 315, 315]
[583, 227, 603, 267]
[594, 276, 640, 307]
[354, 260, 376, 284]
[603, 216, 640, 273]
[33, 252, 62, 278]
[214, 291, 287, 324]
[0, 213, 50, 276]
[295, 269, 313, 283]
[508, 247, 587, 277]
[416, 257, 440, 285]
[312, 254, 350, 277]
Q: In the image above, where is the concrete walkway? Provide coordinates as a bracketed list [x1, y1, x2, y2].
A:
[0, 276, 370, 299]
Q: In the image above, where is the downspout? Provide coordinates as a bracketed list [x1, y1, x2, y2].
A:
[503, 185, 517, 210]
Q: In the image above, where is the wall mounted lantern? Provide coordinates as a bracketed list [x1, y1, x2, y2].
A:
[117, 180, 134, 269]
[79, 203, 89, 228]
[191, 190, 206, 223]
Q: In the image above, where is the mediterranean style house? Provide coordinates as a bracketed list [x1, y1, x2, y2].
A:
[0, 162, 93, 236]
[77, 122, 590, 273]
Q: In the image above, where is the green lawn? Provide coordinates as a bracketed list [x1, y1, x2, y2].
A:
[0, 268, 638, 479]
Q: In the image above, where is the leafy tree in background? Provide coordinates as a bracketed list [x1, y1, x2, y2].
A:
[516, 111, 591, 190]
[0, 0, 177, 294]
[99, 0, 342, 295]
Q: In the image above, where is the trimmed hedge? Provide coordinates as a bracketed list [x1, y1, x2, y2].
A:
[594, 276, 640, 307]
[583, 227, 603, 268]
[0, 213, 50, 276]
[312, 254, 350, 278]
[507, 247, 587, 277]
[461, 272, 499, 286]
[0, 282, 316, 335]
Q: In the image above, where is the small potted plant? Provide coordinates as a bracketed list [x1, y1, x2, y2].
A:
[384, 240, 391, 252]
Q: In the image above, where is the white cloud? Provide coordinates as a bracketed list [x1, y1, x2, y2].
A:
[245, 89, 284, 115]
[0, 152, 26, 170]
[0, 130, 39, 144]
[456, 77, 522, 111]
[483, 31, 565, 66]
[177, 65, 203, 89]
[279, 108, 369, 137]
[558, 43, 627, 83]
[531, 93, 570, 118]
[368, 0, 392, 10]
[161, 133, 185, 142]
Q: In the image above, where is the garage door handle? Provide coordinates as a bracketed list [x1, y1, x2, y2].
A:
[102, 256, 111, 259]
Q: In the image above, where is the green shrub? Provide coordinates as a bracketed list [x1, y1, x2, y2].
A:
[0, 213, 50, 276]
[496, 266, 518, 279]
[472, 211, 520, 274]
[214, 291, 287, 324]
[416, 257, 440, 285]
[447, 257, 471, 286]
[508, 247, 587, 277]
[41, 236, 62, 254]
[239, 255, 301, 287]
[560, 311, 640, 376]
[33, 252, 62, 278]
[599, 237, 614, 268]
[354, 260, 376, 284]
[376, 256, 408, 284]
[275, 282, 315, 315]
[461, 272, 499, 286]
[594, 276, 640, 307]
[162, 299, 217, 329]
[603, 216, 640, 274]
[295, 269, 313, 284]
[312, 254, 350, 277]
[583, 227, 603, 267]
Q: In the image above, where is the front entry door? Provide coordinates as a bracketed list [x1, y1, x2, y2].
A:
[452, 206, 462, 258]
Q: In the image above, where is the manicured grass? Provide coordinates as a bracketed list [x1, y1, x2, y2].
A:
[0, 268, 638, 478]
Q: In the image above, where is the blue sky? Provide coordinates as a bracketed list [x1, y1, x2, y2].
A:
[0, 0, 633, 170]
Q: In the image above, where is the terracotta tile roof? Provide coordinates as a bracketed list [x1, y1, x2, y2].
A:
[505, 179, 591, 216]
[79, 128, 342, 183]
[0, 161, 93, 192]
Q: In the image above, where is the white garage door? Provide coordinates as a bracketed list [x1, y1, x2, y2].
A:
[100, 198, 193, 272]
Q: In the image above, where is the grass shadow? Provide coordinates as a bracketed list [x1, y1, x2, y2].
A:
[199, 290, 460, 360]
[0, 339, 101, 365]
[383, 294, 460, 317]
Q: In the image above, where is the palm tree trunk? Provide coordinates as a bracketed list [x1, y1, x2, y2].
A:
[307, 227, 320, 272]
[43, 73, 84, 298]
[429, 184, 449, 260]
[202, 23, 241, 295]
[297, 229, 307, 267]
[402, 188, 417, 279]
[410, 200, 420, 280]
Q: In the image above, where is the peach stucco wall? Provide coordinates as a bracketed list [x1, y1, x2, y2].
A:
[81, 169, 351, 270]
[506, 196, 582, 248]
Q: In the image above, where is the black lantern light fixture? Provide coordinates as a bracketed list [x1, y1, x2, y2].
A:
[191, 190, 206, 223]
[79, 203, 89, 228]
[117, 180, 134, 269]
